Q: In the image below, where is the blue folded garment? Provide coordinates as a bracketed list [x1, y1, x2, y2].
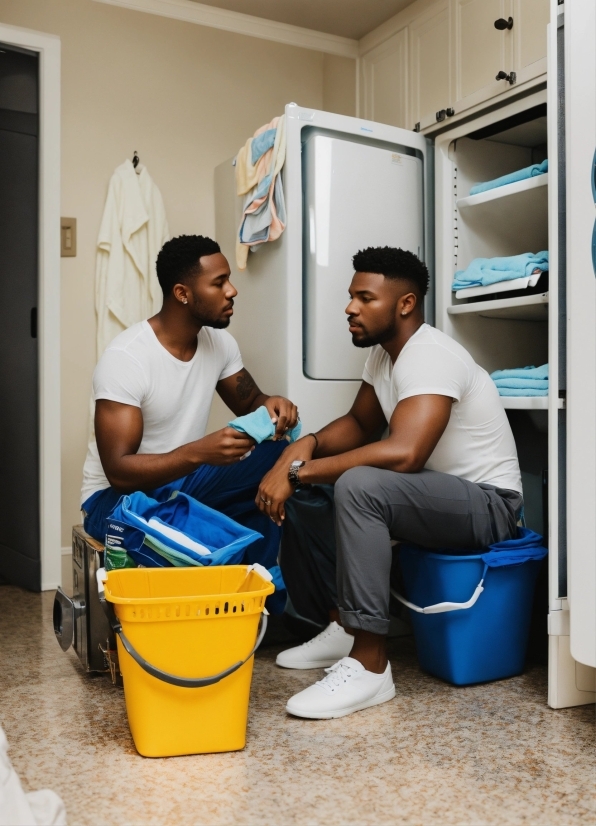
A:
[469, 159, 548, 196]
[493, 378, 549, 390]
[228, 405, 302, 444]
[491, 364, 549, 381]
[453, 251, 549, 290]
[494, 387, 548, 397]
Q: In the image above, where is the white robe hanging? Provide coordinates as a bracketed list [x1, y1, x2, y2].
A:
[95, 160, 169, 358]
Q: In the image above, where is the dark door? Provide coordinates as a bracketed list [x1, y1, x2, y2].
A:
[0, 45, 40, 590]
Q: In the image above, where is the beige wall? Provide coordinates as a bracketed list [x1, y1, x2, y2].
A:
[0, 0, 354, 546]
[323, 54, 357, 117]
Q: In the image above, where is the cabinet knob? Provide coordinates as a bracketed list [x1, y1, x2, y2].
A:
[494, 17, 514, 30]
[496, 70, 517, 85]
[436, 109, 446, 122]
[446, 108, 455, 117]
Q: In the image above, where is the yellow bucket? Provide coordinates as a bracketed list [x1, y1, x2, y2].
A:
[103, 565, 274, 757]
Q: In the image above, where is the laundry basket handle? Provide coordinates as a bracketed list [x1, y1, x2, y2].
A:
[102, 597, 267, 688]
[391, 563, 488, 615]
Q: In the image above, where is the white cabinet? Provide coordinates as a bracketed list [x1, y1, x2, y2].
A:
[409, 0, 452, 131]
[359, 0, 549, 132]
[513, 0, 549, 85]
[360, 28, 408, 129]
[453, 0, 514, 114]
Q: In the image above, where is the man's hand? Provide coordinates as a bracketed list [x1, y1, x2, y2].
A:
[255, 461, 295, 526]
[262, 396, 299, 440]
[195, 427, 256, 465]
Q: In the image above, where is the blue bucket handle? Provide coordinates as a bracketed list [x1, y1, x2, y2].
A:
[392, 563, 489, 614]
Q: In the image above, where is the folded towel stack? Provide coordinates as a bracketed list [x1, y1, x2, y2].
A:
[235, 115, 287, 270]
[453, 251, 549, 291]
[469, 159, 548, 196]
[490, 364, 549, 396]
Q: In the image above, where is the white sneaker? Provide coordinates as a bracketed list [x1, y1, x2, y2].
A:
[285, 657, 396, 719]
[276, 621, 354, 669]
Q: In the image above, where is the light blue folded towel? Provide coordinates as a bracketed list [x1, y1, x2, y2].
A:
[493, 378, 549, 390]
[469, 159, 548, 196]
[228, 405, 302, 444]
[493, 387, 548, 397]
[490, 364, 548, 397]
[453, 251, 549, 290]
[491, 364, 549, 381]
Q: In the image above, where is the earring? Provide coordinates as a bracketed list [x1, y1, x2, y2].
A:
[183, 299, 188, 305]
[401, 312, 407, 316]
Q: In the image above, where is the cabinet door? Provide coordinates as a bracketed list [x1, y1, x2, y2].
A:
[513, 0, 549, 85]
[361, 28, 408, 129]
[453, 0, 514, 113]
[409, 0, 452, 131]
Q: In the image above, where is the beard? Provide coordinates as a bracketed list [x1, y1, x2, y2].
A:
[189, 300, 233, 328]
[350, 322, 396, 348]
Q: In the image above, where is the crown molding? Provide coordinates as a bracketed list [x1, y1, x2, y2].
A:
[92, 0, 358, 58]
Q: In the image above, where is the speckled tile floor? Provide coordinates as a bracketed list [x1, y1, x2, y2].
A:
[0, 583, 594, 826]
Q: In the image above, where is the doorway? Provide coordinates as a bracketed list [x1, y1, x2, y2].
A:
[0, 24, 60, 591]
[0, 44, 40, 590]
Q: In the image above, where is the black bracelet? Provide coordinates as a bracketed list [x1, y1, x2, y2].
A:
[307, 432, 319, 454]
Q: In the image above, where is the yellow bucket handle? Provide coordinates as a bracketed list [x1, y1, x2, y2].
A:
[101, 594, 267, 689]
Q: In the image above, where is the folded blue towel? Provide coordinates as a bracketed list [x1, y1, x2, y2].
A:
[494, 387, 548, 397]
[469, 159, 548, 196]
[251, 128, 277, 165]
[493, 378, 549, 390]
[228, 405, 302, 444]
[453, 251, 549, 290]
[491, 364, 549, 381]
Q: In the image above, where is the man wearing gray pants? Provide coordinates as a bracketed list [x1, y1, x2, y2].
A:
[256, 246, 523, 720]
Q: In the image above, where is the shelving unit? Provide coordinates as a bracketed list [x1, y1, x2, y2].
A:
[456, 173, 548, 212]
[447, 293, 549, 321]
[500, 397, 564, 411]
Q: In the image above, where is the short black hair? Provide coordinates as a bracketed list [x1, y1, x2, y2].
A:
[156, 235, 221, 295]
[352, 246, 429, 297]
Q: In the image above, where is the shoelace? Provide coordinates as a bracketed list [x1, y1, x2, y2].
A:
[302, 623, 340, 649]
[316, 660, 358, 692]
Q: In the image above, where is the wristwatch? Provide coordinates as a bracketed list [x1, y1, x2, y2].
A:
[288, 460, 310, 490]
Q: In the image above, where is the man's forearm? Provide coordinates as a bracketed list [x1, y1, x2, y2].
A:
[299, 439, 418, 485]
[310, 414, 372, 458]
[103, 441, 205, 493]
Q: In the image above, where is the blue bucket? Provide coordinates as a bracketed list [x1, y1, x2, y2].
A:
[397, 544, 543, 686]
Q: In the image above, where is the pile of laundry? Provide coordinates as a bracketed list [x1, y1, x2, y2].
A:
[452, 250, 549, 298]
[235, 115, 286, 270]
[490, 364, 549, 397]
[469, 159, 548, 196]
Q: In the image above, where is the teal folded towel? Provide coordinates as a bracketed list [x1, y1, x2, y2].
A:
[493, 378, 549, 390]
[491, 364, 549, 381]
[469, 159, 548, 196]
[453, 251, 549, 290]
[490, 364, 549, 397]
[493, 387, 548, 397]
[228, 405, 302, 443]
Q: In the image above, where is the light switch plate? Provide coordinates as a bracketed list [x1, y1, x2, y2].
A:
[61, 217, 77, 257]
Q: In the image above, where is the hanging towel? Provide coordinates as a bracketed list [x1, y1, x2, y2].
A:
[469, 159, 548, 196]
[95, 160, 169, 358]
[228, 405, 302, 444]
[453, 251, 549, 291]
[235, 115, 286, 270]
[490, 364, 549, 397]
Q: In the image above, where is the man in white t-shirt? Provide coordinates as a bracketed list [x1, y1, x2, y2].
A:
[256, 246, 523, 719]
[81, 234, 298, 587]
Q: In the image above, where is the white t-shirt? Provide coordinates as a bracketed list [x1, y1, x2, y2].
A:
[362, 323, 522, 493]
[80, 320, 243, 505]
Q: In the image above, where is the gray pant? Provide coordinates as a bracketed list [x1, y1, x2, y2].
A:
[334, 467, 523, 636]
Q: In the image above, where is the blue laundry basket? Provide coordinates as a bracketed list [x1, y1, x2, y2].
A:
[395, 530, 546, 686]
